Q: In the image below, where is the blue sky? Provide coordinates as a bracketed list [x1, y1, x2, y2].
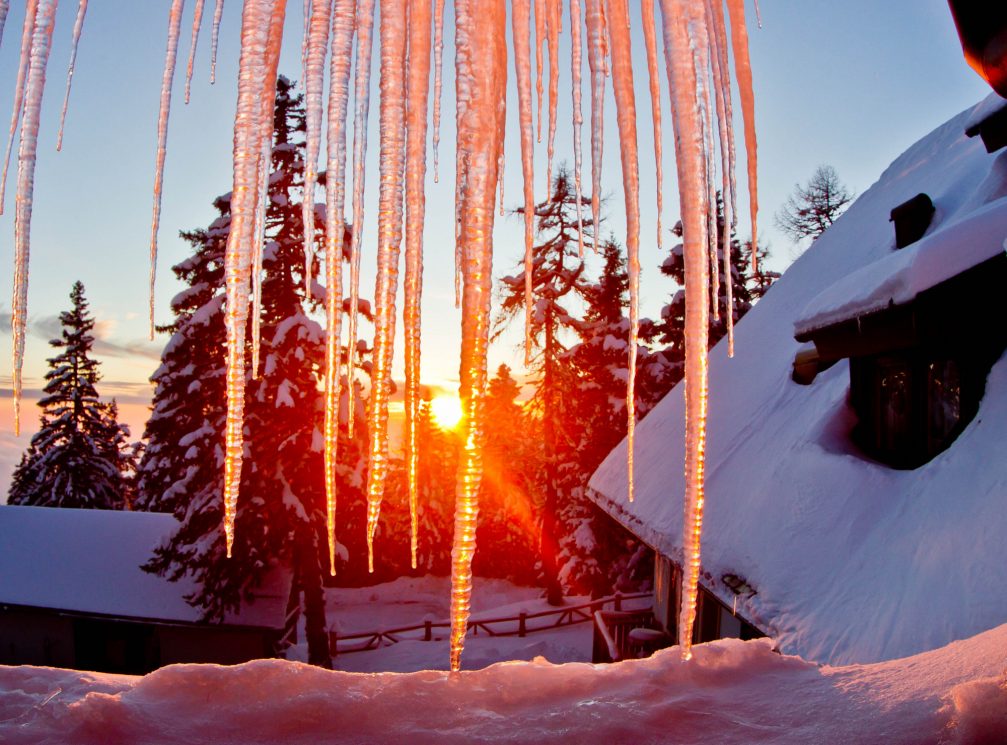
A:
[0, 0, 994, 483]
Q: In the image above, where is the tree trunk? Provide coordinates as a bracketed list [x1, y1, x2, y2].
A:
[295, 525, 332, 668]
[540, 312, 564, 606]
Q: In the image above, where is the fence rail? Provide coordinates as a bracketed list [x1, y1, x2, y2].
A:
[327, 591, 650, 656]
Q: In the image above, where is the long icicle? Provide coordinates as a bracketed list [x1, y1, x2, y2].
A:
[660, 0, 711, 661]
[11, 0, 54, 436]
[301, 0, 332, 298]
[534, 0, 545, 141]
[694, 8, 718, 324]
[584, 0, 607, 235]
[725, 0, 757, 272]
[324, 0, 355, 575]
[404, 0, 432, 571]
[209, 0, 224, 83]
[544, 0, 559, 192]
[346, 0, 377, 438]
[569, 0, 585, 256]
[431, 0, 445, 181]
[365, 0, 409, 574]
[0, 2, 9, 48]
[641, 0, 663, 251]
[450, 0, 506, 673]
[603, 0, 640, 503]
[512, 0, 535, 364]
[183, 0, 205, 104]
[148, 0, 187, 340]
[55, 0, 88, 152]
[0, 0, 41, 215]
[222, 0, 282, 558]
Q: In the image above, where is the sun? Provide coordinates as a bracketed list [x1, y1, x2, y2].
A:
[430, 394, 464, 431]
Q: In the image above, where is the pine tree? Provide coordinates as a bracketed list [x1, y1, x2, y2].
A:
[7, 282, 133, 509]
[137, 77, 365, 668]
[496, 166, 594, 604]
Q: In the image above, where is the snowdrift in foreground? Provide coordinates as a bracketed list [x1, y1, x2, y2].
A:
[3, 625, 1007, 744]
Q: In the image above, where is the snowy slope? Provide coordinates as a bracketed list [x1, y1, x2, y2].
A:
[590, 94, 1007, 666]
[0, 505, 288, 627]
[2, 624, 1006, 744]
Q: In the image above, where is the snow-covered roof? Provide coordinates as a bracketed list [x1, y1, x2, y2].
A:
[588, 94, 1007, 666]
[0, 505, 289, 628]
[794, 196, 1007, 336]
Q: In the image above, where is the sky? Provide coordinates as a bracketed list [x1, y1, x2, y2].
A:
[0, 0, 994, 488]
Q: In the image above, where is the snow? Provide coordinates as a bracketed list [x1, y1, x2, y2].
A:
[0, 505, 288, 628]
[795, 195, 1007, 337]
[589, 94, 1007, 667]
[3, 623, 1007, 743]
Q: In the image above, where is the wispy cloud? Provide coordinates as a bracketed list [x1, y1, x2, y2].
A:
[0, 312, 161, 361]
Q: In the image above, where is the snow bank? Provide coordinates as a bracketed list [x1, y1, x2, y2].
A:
[590, 94, 1007, 666]
[3, 623, 1007, 744]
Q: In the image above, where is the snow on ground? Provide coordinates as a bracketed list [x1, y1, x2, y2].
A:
[284, 575, 648, 673]
[3, 623, 1007, 744]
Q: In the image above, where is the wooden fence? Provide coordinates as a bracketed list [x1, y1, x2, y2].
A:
[327, 591, 650, 656]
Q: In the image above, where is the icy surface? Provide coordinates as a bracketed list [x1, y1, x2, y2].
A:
[590, 96, 1007, 666]
[0, 505, 287, 626]
[3, 623, 1007, 743]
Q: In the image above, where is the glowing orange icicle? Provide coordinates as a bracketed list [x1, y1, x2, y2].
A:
[511, 0, 535, 363]
[56, 0, 88, 151]
[183, 0, 205, 104]
[209, 0, 224, 84]
[604, 0, 640, 503]
[222, 0, 286, 558]
[0, 0, 41, 215]
[641, 0, 663, 251]
[365, 0, 408, 574]
[544, 0, 559, 192]
[569, 0, 585, 255]
[148, 0, 187, 340]
[301, 0, 332, 298]
[660, 0, 711, 661]
[584, 0, 607, 235]
[346, 0, 376, 439]
[450, 0, 506, 673]
[11, 0, 55, 436]
[403, 0, 432, 571]
[726, 0, 757, 272]
[323, 0, 355, 576]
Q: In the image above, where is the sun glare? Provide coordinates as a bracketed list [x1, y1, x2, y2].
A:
[430, 394, 463, 431]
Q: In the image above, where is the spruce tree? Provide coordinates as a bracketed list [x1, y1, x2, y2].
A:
[137, 77, 365, 667]
[7, 281, 133, 509]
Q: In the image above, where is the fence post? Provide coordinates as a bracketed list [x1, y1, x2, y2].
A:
[424, 619, 432, 641]
[518, 612, 527, 638]
[330, 630, 338, 658]
[614, 592, 622, 611]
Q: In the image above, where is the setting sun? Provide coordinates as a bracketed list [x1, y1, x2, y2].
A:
[430, 394, 464, 431]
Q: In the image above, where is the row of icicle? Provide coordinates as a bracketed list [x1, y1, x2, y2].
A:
[2, 0, 757, 669]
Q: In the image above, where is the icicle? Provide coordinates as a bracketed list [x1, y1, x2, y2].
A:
[584, 0, 607, 234]
[300, 0, 310, 88]
[603, 0, 639, 503]
[569, 0, 584, 256]
[404, 0, 432, 571]
[184, 0, 205, 104]
[497, 145, 505, 216]
[324, 0, 355, 576]
[0, 0, 41, 215]
[222, 0, 285, 558]
[693, 10, 718, 323]
[534, 0, 544, 142]
[512, 0, 535, 363]
[707, 0, 735, 353]
[544, 0, 559, 192]
[431, 0, 444, 181]
[301, 0, 332, 299]
[209, 0, 224, 84]
[56, 0, 88, 152]
[365, 0, 409, 574]
[660, 0, 711, 661]
[641, 0, 662, 251]
[10, 0, 55, 437]
[726, 0, 757, 272]
[450, 0, 506, 674]
[346, 0, 377, 438]
[754, 0, 762, 28]
[0, 2, 9, 49]
[148, 0, 186, 340]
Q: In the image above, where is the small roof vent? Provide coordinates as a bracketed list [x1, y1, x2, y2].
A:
[965, 101, 1007, 154]
[889, 193, 935, 249]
